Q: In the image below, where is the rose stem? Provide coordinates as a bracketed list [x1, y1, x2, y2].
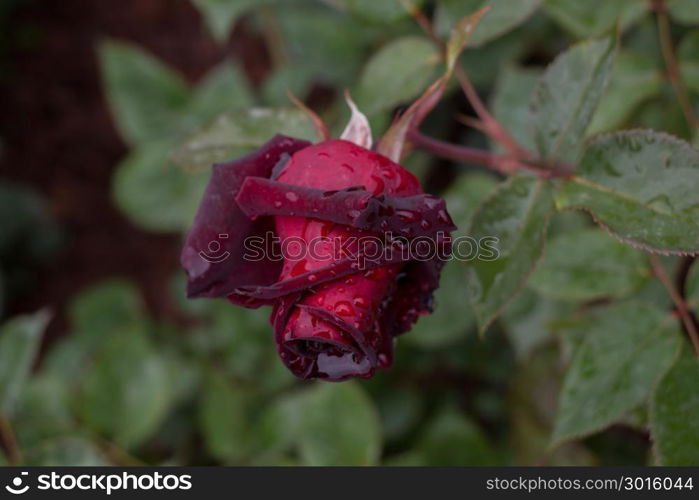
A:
[0, 417, 21, 464]
[653, 0, 698, 131]
[407, 128, 574, 179]
[650, 254, 699, 356]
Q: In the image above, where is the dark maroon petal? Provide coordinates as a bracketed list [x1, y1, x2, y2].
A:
[236, 177, 457, 237]
[233, 245, 412, 301]
[272, 292, 316, 379]
[272, 294, 374, 381]
[181, 135, 310, 299]
[381, 233, 452, 337]
[297, 304, 379, 367]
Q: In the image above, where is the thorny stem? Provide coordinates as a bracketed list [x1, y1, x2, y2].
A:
[405, 4, 569, 179]
[408, 129, 574, 179]
[0, 417, 22, 464]
[650, 254, 699, 356]
[653, 0, 698, 131]
[454, 68, 532, 160]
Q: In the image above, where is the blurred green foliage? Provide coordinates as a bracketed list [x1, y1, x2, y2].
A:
[2, 0, 699, 466]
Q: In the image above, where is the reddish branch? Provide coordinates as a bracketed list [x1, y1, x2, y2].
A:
[0, 417, 21, 464]
[650, 254, 699, 356]
[407, 129, 574, 178]
[405, 5, 574, 179]
[652, 0, 698, 131]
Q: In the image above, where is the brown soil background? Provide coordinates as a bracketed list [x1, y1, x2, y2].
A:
[0, 0, 269, 341]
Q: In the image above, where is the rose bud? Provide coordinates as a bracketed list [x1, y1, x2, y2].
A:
[181, 97, 455, 381]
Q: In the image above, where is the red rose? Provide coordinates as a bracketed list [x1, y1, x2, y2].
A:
[182, 129, 454, 381]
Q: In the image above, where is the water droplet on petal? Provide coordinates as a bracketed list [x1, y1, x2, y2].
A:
[364, 267, 387, 281]
[286, 192, 299, 202]
[370, 175, 385, 195]
[396, 210, 419, 222]
[353, 296, 370, 308]
[274, 200, 282, 208]
[423, 196, 440, 209]
[334, 301, 354, 316]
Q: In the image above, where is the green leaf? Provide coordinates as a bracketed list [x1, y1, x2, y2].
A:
[79, 327, 173, 449]
[444, 171, 501, 223]
[355, 36, 440, 116]
[376, 389, 423, 441]
[555, 130, 699, 254]
[297, 382, 381, 465]
[543, 0, 648, 38]
[193, 0, 259, 41]
[14, 373, 72, 447]
[668, 0, 699, 25]
[530, 34, 616, 164]
[173, 108, 316, 172]
[0, 310, 50, 416]
[415, 408, 498, 465]
[276, 4, 371, 87]
[113, 140, 210, 232]
[552, 301, 681, 444]
[409, 260, 474, 348]
[503, 289, 571, 361]
[679, 30, 699, 95]
[409, 172, 499, 348]
[436, 0, 542, 47]
[99, 40, 190, 145]
[335, 0, 412, 24]
[650, 348, 699, 465]
[588, 51, 662, 135]
[490, 65, 542, 153]
[530, 228, 650, 301]
[25, 437, 108, 466]
[69, 279, 144, 342]
[188, 63, 254, 122]
[199, 372, 256, 462]
[467, 176, 555, 333]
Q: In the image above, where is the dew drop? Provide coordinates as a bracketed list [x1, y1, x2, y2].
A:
[396, 209, 419, 222]
[353, 296, 370, 308]
[364, 267, 387, 281]
[423, 196, 440, 209]
[290, 260, 308, 277]
[437, 210, 450, 224]
[334, 301, 354, 316]
[286, 192, 299, 202]
[341, 163, 355, 173]
[307, 274, 317, 282]
[370, 175, 385, 194]
[274, 200, 282, 208]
